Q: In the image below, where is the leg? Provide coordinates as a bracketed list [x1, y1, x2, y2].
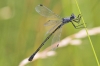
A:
[73, 14, 82, 23]
[71, 21, 85, 29]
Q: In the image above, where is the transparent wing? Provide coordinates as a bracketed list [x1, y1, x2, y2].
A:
[46, 21, 62, 35]
[51, 27, 62, 50]
[35, 4, 61, 19]
[44, 20, 62, 26]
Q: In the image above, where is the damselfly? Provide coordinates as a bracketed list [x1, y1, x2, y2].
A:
[28, 4, 84, 61]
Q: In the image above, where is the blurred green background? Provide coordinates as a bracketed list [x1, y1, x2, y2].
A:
[0, 0, 100, 66]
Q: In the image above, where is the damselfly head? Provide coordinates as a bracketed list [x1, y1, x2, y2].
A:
[70, 13, 76, 20]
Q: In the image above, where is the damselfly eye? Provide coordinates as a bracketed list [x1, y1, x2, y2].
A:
[70, 14, 75, 20]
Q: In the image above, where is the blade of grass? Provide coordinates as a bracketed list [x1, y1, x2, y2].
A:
[74, 0, 100, 66]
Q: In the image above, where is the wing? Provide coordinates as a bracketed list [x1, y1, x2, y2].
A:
[35, 4, 61, 19]
[46, 21, 62, 35]
[51, 27, 62, 50]
[44, 20, 62, 26]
